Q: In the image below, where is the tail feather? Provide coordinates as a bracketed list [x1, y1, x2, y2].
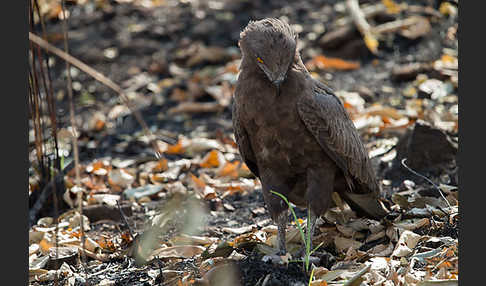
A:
[340, 192, 389, 220]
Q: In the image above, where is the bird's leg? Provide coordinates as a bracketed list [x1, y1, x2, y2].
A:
[262, 209, 289, 264]
[300, 167, 337, 268]
[261, 178, 290, 255]
[306, 207, 318, 254]
[276, 210, 288, 255]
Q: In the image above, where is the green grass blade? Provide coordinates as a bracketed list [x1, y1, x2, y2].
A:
[308, 266, 315, 285]
[309, 241, 325, 256]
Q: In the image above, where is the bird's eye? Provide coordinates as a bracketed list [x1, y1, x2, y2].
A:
[256, 57, 264, 64]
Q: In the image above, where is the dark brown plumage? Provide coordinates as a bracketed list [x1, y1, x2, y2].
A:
[232, 18, 388, 255]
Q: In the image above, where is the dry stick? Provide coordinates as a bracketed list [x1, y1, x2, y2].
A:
[33, 0, 61, 281]
[372, 16, 423, 35]
[28, 67, 44, 179]
[28, 32, 163, 160]
[33, 0, 61, 170]
[342, 3, 437, 34]
[116, 200, 135, 240]
[337, 2, 387, 27]
[400, 158, 452, 210]
[29, 35, 46, 181]
[407, 5, 443, 19]
[346, 0, 372, 35]
[36, 50, 62, 280]
[346, 0, 378, 54]
[59, 0, 87, 279]
[29, 58, 61, 283]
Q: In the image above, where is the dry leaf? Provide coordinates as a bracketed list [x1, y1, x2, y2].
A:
[306, 55, 360, 71]
[394, 218, 430, 231]
[152, 158, 169, 172]
[166, 138, 187, 155]
[171, 234, 219, 246]
[369, 243, 394, 257]
[217, 161, 240, 178]
[88, 194, 120, 206]
[382, 0, 402, 14]
[439, 2, 457, 16]
[151, 165, 182, 182]
[336, 224, 356, 238]
[39, 239, 53, 254]
[392, 230, 423, 257]
[108, 168, 135, 188]
[310, 280, 328, 286]
[400, 16, 431, 39]
[222, 225, 255, 235]
[334, 237, 364, 253]
[189, 173, 206, 190]
[366, 104, 404, 120]
[186, 138, 223, 154]
[200, 150, 225, 168]
[189, 173, 216, 200]
[150, 245, 205, 260]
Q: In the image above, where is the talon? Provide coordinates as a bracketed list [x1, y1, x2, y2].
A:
[312, 251, 336, 269]
[262, 253, 291, 265]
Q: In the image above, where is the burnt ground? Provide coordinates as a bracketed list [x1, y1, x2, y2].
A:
[29, 0, 458, 285]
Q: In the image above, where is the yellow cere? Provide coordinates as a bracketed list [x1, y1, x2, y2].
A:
[257, 57, 264, 64]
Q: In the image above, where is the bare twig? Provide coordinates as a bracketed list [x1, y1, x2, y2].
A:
[33, 0, 61, 171]
[346, 0, 374, 33]
[29, 29, 46, 182]
[168, 102, 224, 114]
[28, 32, 163, 159]
[30, 2, 61, 283]
[346, 0, 379, 54]
[117, 200, 135, 240]
[372, 16, 429, 37]
[401, 158, 452, 210]
[407, 5, 443, 18]
[336, 3, 388, 27]
[60, 0, 87, 278]
[33, 1, 62, 269]
[320, 3, 388, 48]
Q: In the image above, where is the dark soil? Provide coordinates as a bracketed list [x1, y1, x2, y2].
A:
[237, 253, 309, 286]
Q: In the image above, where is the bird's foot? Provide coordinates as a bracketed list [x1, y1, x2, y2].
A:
[296, 248, 336, 269]
[262, 252, 292, 265]
[307, 251, 336, 269]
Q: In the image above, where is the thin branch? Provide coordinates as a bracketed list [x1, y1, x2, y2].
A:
[117, 200, 135, 240]
[34, 0, 61, 171]
[60, 0, 87, 278]
[346, 0, 378, 54]
[372, 16, 423, 35]
[401, 158, 452, 210]
[336, 3, 388, 27]
[29, 32, 163, 159]
[347, 0, 372, 33]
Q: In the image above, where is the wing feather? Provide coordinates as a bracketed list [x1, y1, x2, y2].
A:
[297, 79, 379, 195]
[232, 100, 260, 178]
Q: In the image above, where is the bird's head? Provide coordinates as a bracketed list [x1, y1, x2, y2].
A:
[239, 18, 297, 88]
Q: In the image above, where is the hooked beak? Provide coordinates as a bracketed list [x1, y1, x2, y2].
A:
[272, 77, 284, 87]
[272, 75, 285, 96]
[257, 62, 288, 95]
